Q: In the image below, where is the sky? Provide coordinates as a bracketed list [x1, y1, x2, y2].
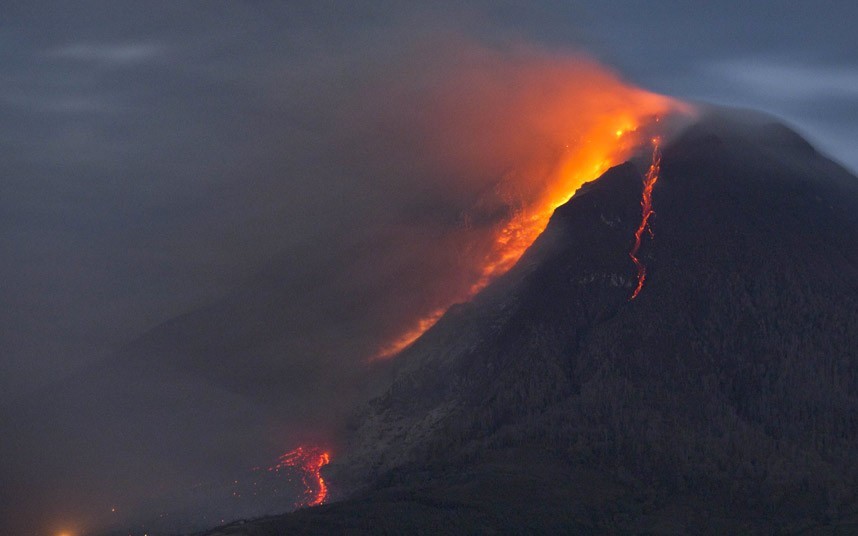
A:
[1, 1, 857, 534]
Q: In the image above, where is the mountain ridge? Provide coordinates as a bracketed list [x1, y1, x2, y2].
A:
[196, 111, 858, 534]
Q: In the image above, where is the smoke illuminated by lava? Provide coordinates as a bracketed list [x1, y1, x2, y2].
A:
[629, 140, 662, 300]
[269, 446, 331, 508]
[373, 47, 691, 359]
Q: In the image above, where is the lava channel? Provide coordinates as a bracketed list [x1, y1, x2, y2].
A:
[369, 57, 690, 360]
[269, 446, 331, 507]
[628, 138, 662, 300]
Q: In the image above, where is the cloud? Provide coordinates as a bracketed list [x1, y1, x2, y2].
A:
[705, 59, 858, 101]
[1, 92, 117, 114]
[44, 42, 165, 65]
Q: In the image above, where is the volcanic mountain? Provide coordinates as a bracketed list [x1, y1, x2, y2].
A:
[199, 110, 858, 534]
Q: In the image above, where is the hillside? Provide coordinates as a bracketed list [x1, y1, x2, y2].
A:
[199, 111, 858, 534]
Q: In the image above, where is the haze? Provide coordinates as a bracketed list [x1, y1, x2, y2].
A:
[1, 2, 856, 534]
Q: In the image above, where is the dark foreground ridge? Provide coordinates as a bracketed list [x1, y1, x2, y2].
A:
[198, 111, 858, 534]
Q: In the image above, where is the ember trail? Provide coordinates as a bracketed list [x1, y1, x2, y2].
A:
[269, 446, 332, 507]
[629, 139, 662, 300]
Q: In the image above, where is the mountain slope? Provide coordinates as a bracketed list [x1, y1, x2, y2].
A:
[199, 111, 858, 534]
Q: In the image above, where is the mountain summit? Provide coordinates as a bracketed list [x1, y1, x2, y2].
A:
[201, 111, 858, 534]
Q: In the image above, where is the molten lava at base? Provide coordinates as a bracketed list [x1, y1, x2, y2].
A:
[269, 446, 331, 507]
[628, 139, 662, 300]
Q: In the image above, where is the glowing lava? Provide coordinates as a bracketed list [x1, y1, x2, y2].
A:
[269, 446, 331, 507]
[629, 139, 662, 300]
[376, 125, 669, 358]
[375, 123, 673, 359]
[375, 308, 446, 360]
[372, 51, 691, 360]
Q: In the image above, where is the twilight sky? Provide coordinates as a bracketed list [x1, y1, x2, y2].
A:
[1, 1, 856, 534]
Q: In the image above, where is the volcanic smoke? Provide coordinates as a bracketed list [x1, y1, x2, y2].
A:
[373, 50, 690, 359]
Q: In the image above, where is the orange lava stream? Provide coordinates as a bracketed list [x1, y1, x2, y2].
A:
[374, 125, 669, 359]
[375, 308, 446, 360]
[269, 446, 331, 507]
[370, 62, 691, 360]
[374, 127, 667, 359]
[628, 139, 662, 300]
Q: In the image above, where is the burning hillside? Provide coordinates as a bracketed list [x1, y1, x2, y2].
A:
[373, 48, 691, 358]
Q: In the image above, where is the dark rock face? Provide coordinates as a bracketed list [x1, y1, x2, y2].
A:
[204, 112, 858, 534]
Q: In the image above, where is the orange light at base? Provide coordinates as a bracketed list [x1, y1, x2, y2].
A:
[629, 139, 662, 301]
[269, 446, 331, 507]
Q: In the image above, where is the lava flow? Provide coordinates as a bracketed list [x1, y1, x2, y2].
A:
[372, 51, 691, 360]
[374, 122, 663, 360]
[269, 446, 331, 507]
[628, 139, 662, 300]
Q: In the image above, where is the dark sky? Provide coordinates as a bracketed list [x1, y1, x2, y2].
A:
[1, 1, 856, 533]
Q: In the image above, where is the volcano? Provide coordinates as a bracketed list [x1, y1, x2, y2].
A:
[196, 110, 858, 534]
